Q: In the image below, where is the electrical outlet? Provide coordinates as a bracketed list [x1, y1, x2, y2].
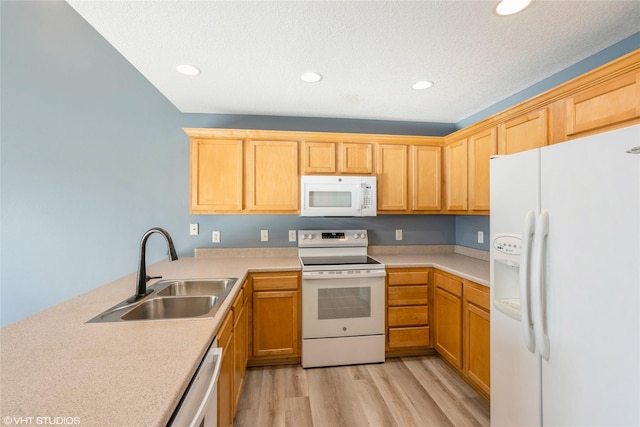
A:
[261, 229, 269, 242]
[478, 231, 484, 244]
[212, 231, 220, 243]
[395, 229, 403, 240]
[189, 223, 199, 236]
[289, 230, 297, 242]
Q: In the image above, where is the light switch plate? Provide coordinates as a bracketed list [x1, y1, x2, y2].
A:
[189, 223, 199, 236]
[261, 230, 269, 242]
[212, 231, 220, 243]
[478, 231, 484, 244]
[395, 229, 403, 240]
[289, 230, 297, 242]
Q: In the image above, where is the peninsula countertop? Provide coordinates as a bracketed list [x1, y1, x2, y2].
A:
[0, 247, 489, 426]
[0, 256, 299, 427]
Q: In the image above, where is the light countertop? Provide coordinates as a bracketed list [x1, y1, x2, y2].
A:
[375, 253, 490, 286]
[0, 256, 299, 427]
[0, 248, 488, 426]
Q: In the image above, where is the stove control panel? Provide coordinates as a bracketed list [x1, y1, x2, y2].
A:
[298, 230, 368, 247]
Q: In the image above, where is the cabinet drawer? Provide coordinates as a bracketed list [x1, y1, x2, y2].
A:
[388, 285, 428, 306]
[434, 272, 462, 296]
[388, 326, 430, 348]
[388, 306, 428, 327]
[388, 269, 429, 286]
[252, 274, 299, 291]
[464, 282, 490, 311]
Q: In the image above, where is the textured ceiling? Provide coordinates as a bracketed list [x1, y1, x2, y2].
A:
[66, 1, 640, 124]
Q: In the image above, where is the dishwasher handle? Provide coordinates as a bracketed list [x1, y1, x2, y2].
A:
[170, 345, 222, 427]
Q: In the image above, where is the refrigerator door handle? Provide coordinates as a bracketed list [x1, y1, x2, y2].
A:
[532, 210, 551, 360]
[519, 210, 537, 352]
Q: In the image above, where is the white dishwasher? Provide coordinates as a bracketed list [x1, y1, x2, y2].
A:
[169, 338, 222, 427]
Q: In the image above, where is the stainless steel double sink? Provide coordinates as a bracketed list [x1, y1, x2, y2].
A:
[87, 278, 237, 323]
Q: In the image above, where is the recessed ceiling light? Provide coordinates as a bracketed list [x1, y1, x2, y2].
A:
[301, 71, 322, 83]
[176, 64, 201, 76]
[494, 0, 534, 16]
[412, 80, 434, 90]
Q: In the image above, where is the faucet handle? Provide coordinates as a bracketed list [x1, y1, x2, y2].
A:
[146, 275, 162, 282]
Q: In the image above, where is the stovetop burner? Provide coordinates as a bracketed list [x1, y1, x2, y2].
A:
[297, 229, 384, 272]
[299, 255, 382, 267]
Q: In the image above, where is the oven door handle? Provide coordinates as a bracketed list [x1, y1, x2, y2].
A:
[302, 271, 387, 279]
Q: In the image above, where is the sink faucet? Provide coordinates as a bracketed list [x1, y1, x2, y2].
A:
[128, 227, 179, 303]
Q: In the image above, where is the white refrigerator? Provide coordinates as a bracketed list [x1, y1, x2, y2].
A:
[490, 124, 640, 426]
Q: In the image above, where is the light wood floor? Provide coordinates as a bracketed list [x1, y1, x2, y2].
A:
[234, 355, 489, 427]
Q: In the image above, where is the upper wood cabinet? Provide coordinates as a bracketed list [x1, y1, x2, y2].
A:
[565, 70, 640, 137]
[301, 141, 373, 175]
[498, 108, 548, 155]
[444, 138, 468, 211]
[301, 141, 336, 174]
[411, 145, 442, 211]
[245, 140, 299, 212]
[186, 129, 299, 214]
[341, 142, 374, 174]
[468, 127, 497, 212]
[190, 138, 244, 213]
[377, 144, 409, 211]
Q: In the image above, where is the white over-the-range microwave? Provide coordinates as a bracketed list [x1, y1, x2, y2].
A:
[300, 175, 377, 217]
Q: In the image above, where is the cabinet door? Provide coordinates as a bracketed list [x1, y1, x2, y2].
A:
[376, 144, 408, 211]
[252, 290, 299, 357]
[232, 289, 247, 413]
[411, 145, 441, 211]
[465, 301, 490, 397]
[190, 138, 243, 213]
[463, 282, 491, 398]
[246, 140, 299, 212]
[434, 271, 463, 370]
[498, 109, 548, 155]
[468, 127, 497, 211]
[340, 142, 373, 174]
[434, 287, 463, 370]
[565, 70, 640, 136]
[444, 138, 468, 211]
[301, 141, 336, 174]
[217, 311, 234, 427]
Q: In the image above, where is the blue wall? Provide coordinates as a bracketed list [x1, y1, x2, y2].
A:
[457, 32, 640, 129]
[0, 1, 635, 325]
[0, 1, 454, 326]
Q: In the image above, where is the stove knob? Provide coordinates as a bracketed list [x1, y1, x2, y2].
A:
[360, 233, 367, 239]
[307, 233, 314, 240]
[353, 233, 360, 239]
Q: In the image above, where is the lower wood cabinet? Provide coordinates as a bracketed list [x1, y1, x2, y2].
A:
[386, 268, 431, 355]
[433, 269, 490, 400]
[463, 281, 490, 399]
[232, 284, 248, 412]
[433, 271, 463, 370]
[250, 271, 301, 363]
[217, 309, 234, 427]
